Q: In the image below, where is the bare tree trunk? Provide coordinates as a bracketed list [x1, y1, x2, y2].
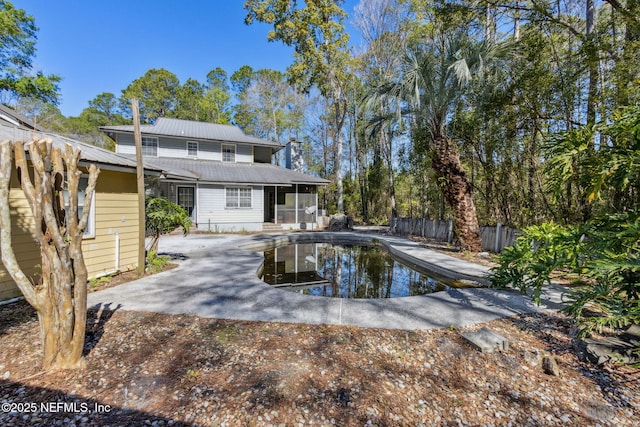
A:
[381, 116, 397, 221]
[586, 0, 597, 129]
[336, 131, 344, 213]
[514, 2, 521, 41]
[431, 136, 483, 252]
[0, 139, 99, 371]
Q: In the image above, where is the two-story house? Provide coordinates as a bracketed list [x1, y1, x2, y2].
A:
[100, 118, 329, 232]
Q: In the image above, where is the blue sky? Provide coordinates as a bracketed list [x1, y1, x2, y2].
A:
[15, 0, 361, 117]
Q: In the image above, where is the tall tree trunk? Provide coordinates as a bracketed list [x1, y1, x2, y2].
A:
[381, 124, 397, 220]
[331, 82, 348, 215]
[586, 0, 597, 128]
[431, 136, 483, 252]
[336, 131, 344, 213]
[514, 2, 521, 41]
[355, 123, 369, 222]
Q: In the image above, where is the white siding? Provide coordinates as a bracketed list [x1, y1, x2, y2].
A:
[158, 138, 220, 160]
[116, 134, 223, 160]
[237, 144, 252, 163]
[197, 184, 263, 231]
[158, 137, 186, 158]
[200, 141, 221, 161]
[116, 134, 135, 155]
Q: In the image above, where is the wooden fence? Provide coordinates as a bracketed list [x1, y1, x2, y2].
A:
[391, 218, 520, 253]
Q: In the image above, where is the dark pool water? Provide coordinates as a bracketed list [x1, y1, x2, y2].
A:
[259, 242, 460, 299]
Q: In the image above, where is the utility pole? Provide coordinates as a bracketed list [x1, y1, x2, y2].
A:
[131, 98, 146, 277]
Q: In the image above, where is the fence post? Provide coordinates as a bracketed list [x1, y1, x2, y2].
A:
[495, 223, 502, 252]
[447, 220, 453, 243]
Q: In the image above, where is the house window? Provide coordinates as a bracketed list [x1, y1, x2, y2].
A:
[187, 141, 198, 157]
[177, 186, 195, 218]
[141, 137, 158, 156]
[64, 175, 95, 239]
[222, 144, 235, 162]
[226, 187, 252, 208]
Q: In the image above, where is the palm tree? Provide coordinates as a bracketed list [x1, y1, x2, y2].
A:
[366, 30, 511, 251]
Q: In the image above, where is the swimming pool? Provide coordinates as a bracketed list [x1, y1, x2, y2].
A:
[258, 241, 477, 299]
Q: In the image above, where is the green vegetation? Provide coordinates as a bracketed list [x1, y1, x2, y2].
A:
[89, 274, 113, 290]
[491, 106, 640, 355]
[0, 1, 60, 104]
[145, 197, 191, 253]
[491, 214, 639, 348]
[145, 250, 170, 274]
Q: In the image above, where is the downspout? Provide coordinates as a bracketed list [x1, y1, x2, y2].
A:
[115, 232, 120, 271]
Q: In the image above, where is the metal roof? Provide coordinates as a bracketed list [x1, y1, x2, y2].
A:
[0, 122, 161, 173]
[131, 156, 330, 186]
[100, 118, 283, 149]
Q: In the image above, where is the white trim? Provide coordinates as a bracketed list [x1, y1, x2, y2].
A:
[176, 185, 197, 221]
[84, 188, 96, 239]
[225, 186, 252, 209]
[222, 144, 236, 163]
[186, 140, 198, 157]
[65, 174, 96, 239]
[141, 136, 159, 157]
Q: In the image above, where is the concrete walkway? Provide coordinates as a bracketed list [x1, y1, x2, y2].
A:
[87, 232, 566, 330]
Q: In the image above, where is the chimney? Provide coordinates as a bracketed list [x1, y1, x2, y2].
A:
[285, 137, 305, 172]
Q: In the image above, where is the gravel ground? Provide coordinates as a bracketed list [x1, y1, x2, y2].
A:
[1, 300, 638, 427]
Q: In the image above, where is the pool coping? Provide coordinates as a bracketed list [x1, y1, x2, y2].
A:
[87, 232, 567, 331]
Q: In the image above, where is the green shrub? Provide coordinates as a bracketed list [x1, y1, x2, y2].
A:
[145, 197, 191, 253]
[489, 222, 584, 304]
[146, 250, 169, 274]
[490, 212, 640, 344]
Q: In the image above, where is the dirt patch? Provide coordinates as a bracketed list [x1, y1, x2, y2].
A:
[87, 263, 178, 293]
[1, 300, 638, 426]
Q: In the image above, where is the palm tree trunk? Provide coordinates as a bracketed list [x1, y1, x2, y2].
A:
[431, 136, 483, 252]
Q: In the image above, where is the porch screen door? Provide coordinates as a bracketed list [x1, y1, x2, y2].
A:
[177, 186, 195, 219]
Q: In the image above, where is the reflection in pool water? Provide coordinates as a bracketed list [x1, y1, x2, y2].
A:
[259, 242, 460, 299]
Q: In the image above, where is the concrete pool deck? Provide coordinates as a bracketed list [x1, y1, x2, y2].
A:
[87, 232, 567, 330]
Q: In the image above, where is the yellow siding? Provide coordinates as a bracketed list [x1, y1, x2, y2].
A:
[0, 169, 141, 301]
[0, 184, 37, 301]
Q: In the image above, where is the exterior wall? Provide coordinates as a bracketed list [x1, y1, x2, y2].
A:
[115, 133, 254, 163]
[236, 144, 252, 163]
[85, 171, 140, 277]
[196, 184, 263, 232]
[0, 174, 38, 301]
[159, 138, 223, 161]
[0, 169, 140, 302]
[115, 133, 135, 155]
